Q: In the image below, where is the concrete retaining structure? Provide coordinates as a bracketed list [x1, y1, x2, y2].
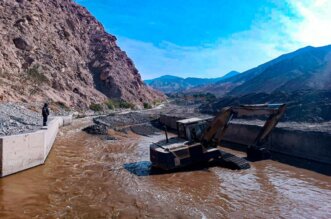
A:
[0, 116, 72, 177]
[160, 114, 212, 130]
[159, 114, 331, 165]
[223, 123, 331, 165]
[159, 115, 185, 131]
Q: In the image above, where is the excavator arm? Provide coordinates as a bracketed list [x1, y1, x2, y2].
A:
[200, 104, 286, 149]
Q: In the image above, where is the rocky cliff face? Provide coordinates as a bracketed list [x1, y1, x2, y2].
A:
[0, 0, 163, 108]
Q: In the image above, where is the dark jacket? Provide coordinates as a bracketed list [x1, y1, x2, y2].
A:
[42, 106, 49, 117]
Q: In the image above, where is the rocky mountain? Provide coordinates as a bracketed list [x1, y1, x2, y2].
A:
[0, 0, 163, 109]
[230, 45, 331, 96]
[219, 70, 240, 80]
[145, 71, 239, 93]
[197, 45, 331, 122]
[189, 45, 331, 97]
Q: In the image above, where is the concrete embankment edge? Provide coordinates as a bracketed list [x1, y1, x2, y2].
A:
[0, 116, 72, 177]
[160, 115, 331, 165]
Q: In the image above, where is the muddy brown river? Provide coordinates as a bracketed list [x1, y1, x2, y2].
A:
[0, 118, 330, 218]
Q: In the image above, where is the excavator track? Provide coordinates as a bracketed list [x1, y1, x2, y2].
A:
[218, 151, 250, 170]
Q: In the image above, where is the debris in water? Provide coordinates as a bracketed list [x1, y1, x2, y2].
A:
[82, 124, 108, 135]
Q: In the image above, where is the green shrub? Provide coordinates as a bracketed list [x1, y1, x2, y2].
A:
[104, 99, 135, 109]
[89, 103, 103, 111]
[105, 99, 115, 110]
[119, 100, 135, 109]
[143, 102, 152, 109]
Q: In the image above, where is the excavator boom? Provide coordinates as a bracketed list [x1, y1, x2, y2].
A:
[201, 104, 286, 148]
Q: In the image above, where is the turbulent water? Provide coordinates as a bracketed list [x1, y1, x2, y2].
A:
[0, 118, 330, 218]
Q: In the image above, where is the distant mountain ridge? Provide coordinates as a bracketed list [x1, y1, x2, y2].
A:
[188, 45, 331, 96]
[145, 71, 240, 93]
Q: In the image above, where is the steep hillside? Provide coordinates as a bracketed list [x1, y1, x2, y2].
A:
[200, 90, 331, 122]
[230, 45, 331, 96]
[195, 45, 331, 122]
[145, 71, 239, 93]
[0, 0, 163, 109]
[191, 46, 331, 97]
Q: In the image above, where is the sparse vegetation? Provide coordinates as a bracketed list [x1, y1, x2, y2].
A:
[167, 92, 217, 106]
[192, 93, 216, 102]
[118, 100, 135, 109]
[26, 65, 49, 85]
[105, 99, 115, 110]
[104, 99, 135, 110]
[16, 65, 50, 95]
[89, 103, 103, 111]
[143, 102, 152, 109]
[205, 93, 217, 102]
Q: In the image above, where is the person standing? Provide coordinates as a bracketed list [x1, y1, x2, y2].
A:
[42, 103, 50, 126]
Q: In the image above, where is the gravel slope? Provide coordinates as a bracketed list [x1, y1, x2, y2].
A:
[0, 103, 43, 136]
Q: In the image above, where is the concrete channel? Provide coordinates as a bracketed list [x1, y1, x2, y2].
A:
[0, 116, 72, 177]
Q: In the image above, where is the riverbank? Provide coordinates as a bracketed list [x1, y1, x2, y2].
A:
[0, 103, 41, 136]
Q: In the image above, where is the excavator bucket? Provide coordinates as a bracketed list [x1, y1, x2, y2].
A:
[247, 146, 271, 161]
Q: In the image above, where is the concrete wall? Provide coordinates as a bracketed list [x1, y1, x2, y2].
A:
[223, 123, 272, 146]
[44, 117, 61, 161]
[0, 131, 45, 177]
[0, 116, 72, 177]
[160, 115, 184, 130]
[222, 123, 331, 165]
[159, 115, 331, 165]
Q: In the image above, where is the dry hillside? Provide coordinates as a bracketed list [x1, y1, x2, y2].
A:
[0, 0, 164, 109]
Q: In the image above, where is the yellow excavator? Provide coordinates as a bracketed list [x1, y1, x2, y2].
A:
[150, 104, 286, 170]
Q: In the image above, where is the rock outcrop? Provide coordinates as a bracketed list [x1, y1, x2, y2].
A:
[0, 0, 164, 108]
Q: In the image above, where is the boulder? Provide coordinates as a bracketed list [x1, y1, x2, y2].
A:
[13, 37, 32, 51]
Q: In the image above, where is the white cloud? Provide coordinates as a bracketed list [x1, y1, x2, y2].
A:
[118, 30, 289, 79]
[117, 0, 331, 79]
[286, 0, 331, 47]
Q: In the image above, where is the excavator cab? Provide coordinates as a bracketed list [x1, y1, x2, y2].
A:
[176, 117, 211, 142]
[150, 104, 286, 171]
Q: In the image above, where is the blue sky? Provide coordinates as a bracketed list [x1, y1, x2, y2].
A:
[76, 0, 331, 79]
